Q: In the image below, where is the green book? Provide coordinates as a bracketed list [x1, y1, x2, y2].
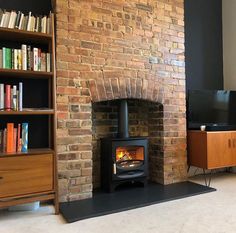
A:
[5, 48, 12, 69]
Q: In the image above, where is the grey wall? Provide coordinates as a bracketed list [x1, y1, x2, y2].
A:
[185, 0, 223, 90]
[0, 0, 52, 14]
[222, 0, 236, 90]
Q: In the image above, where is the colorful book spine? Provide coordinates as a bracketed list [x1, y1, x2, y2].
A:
[5, 85, 11, 110]
[0, 83, 4, 109]
[18, 82, 23, 111]
[17, 124, 21, 152]
[21, 123, 28, 152]
[5, 48, 12, 69]
[6, 123, 14, 153]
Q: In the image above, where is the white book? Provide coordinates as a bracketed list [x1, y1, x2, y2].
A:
[42, 16, 47, 33]
[18, 13, 24, 30]
[12, 85, 17, 111]
[26, 12, 32, 31]
[0, 13, 6, 27]
[9, 11, 17, 28]
[31, 16, 35, 32]
[46, 53, 51, 72]
[33, 48, 38, 71]
[21, 44, 27, 70]
[3, 12, 10, 27]
[0, 84, 4, 109]
[19, 82, 23, 111]
[0, 49, 2, 68]
[0, 9, 4, 27]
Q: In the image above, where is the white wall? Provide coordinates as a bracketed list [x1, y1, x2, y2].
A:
[223, 0, 236, 90]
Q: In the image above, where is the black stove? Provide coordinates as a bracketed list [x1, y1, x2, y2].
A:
[101, 100, 148, 192]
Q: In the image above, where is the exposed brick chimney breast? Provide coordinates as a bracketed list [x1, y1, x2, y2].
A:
[55, 0, 187, 202]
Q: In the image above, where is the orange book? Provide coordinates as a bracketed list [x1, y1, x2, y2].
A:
[13, 128, 17, 153]
[6, 123, 14, 153]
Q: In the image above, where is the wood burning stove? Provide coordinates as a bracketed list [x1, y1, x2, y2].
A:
[101, 100, 148, 192]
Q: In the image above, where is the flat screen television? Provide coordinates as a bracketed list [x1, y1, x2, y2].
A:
[187, 90, 236, 130]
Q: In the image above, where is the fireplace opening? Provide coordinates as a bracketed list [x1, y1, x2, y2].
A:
[92, 99, 164, 192]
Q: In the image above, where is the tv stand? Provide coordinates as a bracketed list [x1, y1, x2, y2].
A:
[188, 130, 236, 169]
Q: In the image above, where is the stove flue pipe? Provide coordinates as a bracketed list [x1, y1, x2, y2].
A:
[118, 99, 129, 138]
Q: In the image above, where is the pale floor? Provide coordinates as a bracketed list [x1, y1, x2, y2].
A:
[1, 173, 236, 233]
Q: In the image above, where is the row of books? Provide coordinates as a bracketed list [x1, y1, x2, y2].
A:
[0, 9, 51, 34]
[0, 83, 23, 111]
[0, 45, 51, 72]
[0, 123, 28, 153]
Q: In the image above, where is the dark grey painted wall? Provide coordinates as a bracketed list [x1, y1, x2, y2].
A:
[185, 0, 223, 90]
[0, 0, 52, 14]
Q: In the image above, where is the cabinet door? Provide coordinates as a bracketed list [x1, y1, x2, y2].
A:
[230, 132, 236, 165]
[0, 154, 53, 198]
[207, 132, 233, 168]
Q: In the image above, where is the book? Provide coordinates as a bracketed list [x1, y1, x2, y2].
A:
[13, 128, 17, 152]
[0, 49, 2, 68]
[21, 123, 28, 152]
[0, 84, 4, 109]
[18, 13, 24, 30]
[0, 9, 4, 26]
[26, 12, 32, 31]
[21, 44, 27, 70]
[18, 82, 23, 111]
[3, 48, 12, 69]
[6, 123, 14, 153]
[46, 53, 51, 72]
[33, 47, 38, 71]
[0, 130, 3, 152]
[12, 85, 17, 111]
[5, 85, 11, 110]
[4, 11, 10, 27]
[14, 11, 21, 29]
[17, 124, 21, 152]
[17, 49, 22, 70]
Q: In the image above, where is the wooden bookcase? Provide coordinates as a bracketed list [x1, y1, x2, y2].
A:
[0, 14, 58, 213]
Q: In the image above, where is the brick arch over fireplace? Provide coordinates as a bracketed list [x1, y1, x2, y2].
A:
[55, 0, 187, 202]
[88, 76, 167, 104]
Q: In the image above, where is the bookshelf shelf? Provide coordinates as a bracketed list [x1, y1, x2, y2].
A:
[0, 27, 52, 44]
[0, 148, 54, 157]
[0, 109, 54, 115]
[0, 68, 53, 79]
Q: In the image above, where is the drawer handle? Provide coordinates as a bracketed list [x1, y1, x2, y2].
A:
[0, 177, 3, 180]
[229, 139, 231, 148]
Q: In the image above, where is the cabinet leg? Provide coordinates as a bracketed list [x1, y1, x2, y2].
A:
[202, 169, 213, 187]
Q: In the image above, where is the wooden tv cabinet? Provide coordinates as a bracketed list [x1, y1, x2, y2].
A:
[188, 130, 236, 169]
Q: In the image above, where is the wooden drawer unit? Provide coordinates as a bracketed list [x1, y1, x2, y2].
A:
[0, 154, 53, 198]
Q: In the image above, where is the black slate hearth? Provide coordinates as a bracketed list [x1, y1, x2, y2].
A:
[60, 182, 216, 223]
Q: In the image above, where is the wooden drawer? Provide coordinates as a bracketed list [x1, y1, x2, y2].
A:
[0, 154, 53, 198]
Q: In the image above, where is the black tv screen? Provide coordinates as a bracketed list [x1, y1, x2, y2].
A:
[187, 90, 236, 129]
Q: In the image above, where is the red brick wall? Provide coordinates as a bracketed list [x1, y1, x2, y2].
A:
[55, 0, 186, 202]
